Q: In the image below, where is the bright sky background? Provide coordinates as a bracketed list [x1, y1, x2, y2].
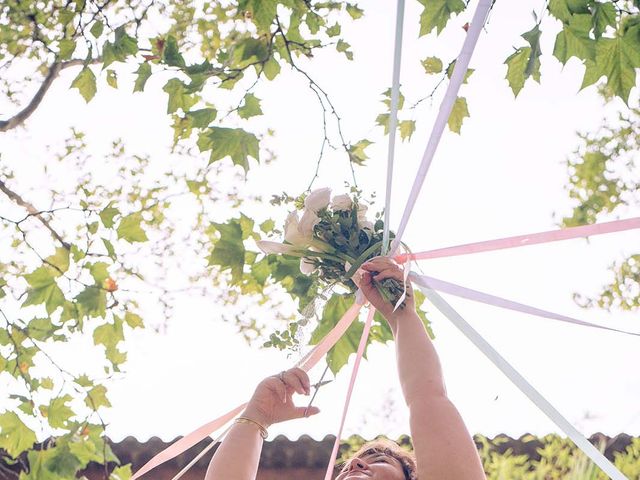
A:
[3, 0, 640, 446]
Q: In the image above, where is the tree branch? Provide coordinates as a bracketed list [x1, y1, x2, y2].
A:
[0, 179, 71, 249]
[0, 59, 100, 132]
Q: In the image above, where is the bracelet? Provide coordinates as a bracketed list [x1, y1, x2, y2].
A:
[234, 416, 268, 439]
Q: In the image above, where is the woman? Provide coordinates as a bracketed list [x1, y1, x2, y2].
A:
[205, 257, 486, 479]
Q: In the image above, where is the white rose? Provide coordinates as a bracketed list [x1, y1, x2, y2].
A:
[304, 187, 331, 213]
[284, 211, 309, 246]
[298, 209, 320, 238]
[300, 257, 316, 275]
[257, 240, 297, 255]
[331, 194, 352, 211]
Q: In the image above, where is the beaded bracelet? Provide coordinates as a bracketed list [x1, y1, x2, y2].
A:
[234, 416, 268, 439]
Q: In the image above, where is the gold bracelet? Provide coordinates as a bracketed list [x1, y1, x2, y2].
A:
[234, 416, 268, 439]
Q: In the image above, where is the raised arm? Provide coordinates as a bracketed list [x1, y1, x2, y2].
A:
[205, 368, 318, 480]
[359, 258, 486, 480]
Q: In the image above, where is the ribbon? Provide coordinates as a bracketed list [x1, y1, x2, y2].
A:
[388, 0, 493, 256]
[395, 217, 640, 263]
[131, 303, 363, 479]
[381, 0, 406, 256]
[323, 307, 376, 480]
[416, 285, 629, 480]
[410, 272, 640, 337]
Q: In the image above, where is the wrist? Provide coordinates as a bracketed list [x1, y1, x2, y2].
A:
[241, 407, 272, 429]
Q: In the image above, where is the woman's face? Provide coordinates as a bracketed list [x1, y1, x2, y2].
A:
[335, 452, 407, 480]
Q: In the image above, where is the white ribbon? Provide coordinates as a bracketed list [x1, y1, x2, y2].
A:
[389, 0, 493, 256]
[381, 0, 406, 256]
[416, 285, 629, 480]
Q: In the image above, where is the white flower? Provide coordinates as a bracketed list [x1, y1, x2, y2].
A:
[331, 194, 352, 211]
[300, 257, 316, 275]
[304, 187, 331, 213]
[257, 240, 297, 255]
[357, 202, 369, 225]
[298, 209, 320, 238]
[284, 211, 309, 246]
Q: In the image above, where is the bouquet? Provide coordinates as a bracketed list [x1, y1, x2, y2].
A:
[257, 188, 407, 310]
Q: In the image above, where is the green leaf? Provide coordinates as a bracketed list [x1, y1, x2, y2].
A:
[197, 127, 260, 172]
[22, 267, 65, 314]
[447, 96, 469, 134]
[75, 286, 106, 317]
[90, 20, 104, 38]
[326, 23, 341, 37]
[117, 212, 148, 242]
[231, 37, 269, 68]
[133, 62, 152, 92]
[99, 204, 119, 228]
[251, 257, 271, 285]
[124, 311, 144, 328]
[504, 47, 534, 97]
[44, 395, 74, 429]
[187, 108, 217, 128]
[418, 0, 466, 36]
[240, 0, 277, 31]
[102, 238, 116, 259]
[521, 24, 543, 80]
[421, 56, 443, 74]
[46, 247, 70, 274]
[106, 69, 118, 88]
[446, 60, 474, 83]
[110, 464, 132, 480]
[346, 3, 365, 19]
[85, 385, 111, 409]
[376, 113, 390, 134]
[399, 120, 416, 141]
[238, 93, 263, 119]
[0, 411, 36, 457]
[69, 438, 103, 467]
[163, 35, 185, 67]
[209, 219, 245, 283]
[263, 57, 281, 80]
[310, 294, 363, 375]
[58, 39, 76, 60]
[103, 26, 138, 68]
[548, 0, 572, 22]
[336, 39, 354, 60]
[163, 78, 197, 114]
[348, 139, 373, 166]
[382, 87, 405, 109]
[553, 14, 595, 64]
[413, 289, 435, 339]
[592, 2, 616, 39]
[588, 27, 640, 103]
[89, 262, 110, 284]
[305, 11, 323, 34]
[70, 67, 97, 102]
[259, 219, 275, 234]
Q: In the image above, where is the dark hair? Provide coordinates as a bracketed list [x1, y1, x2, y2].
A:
[340, 438, 418, 480]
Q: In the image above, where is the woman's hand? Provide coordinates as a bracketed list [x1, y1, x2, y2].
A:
[357, 257, 416, 327]
[241, 367, 320, 429]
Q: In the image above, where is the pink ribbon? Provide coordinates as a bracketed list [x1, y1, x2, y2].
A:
[131, 303, 363, 479]
[323, 307, 376, 480]
[395, 217, 640, 263]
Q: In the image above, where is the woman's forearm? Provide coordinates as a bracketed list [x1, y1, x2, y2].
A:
[204, 422, 263, 480]
[392, 310, 485, 479]
[393, 310, 446, 402]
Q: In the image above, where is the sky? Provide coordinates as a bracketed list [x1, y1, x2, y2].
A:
[2, 0, 640, 448]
